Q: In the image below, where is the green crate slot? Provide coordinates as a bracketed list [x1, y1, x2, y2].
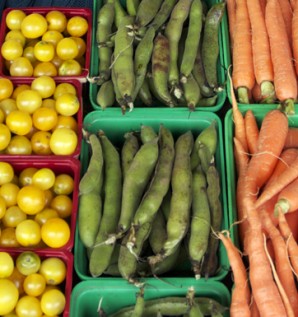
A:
[70, 279, 231, 317]
[74, 109, 230, 283]
[89, 0, 227, 112]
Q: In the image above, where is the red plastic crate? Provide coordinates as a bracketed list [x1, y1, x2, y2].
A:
[0, 248, 73, 317]
[0, 77, 83, 159]
[0, 7, 92, 83]
[0, 157, 80, 252]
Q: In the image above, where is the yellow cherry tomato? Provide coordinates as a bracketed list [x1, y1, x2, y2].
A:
[0, 162, 14, 185]
[17, 185, 46, 215]
[0, 78, 14, 101]
[15, 219, 41, 246]
[6, 9, 27, 30]
[41, 217, 70, 248]
[66, 16, 88, 37]
[39, 256, 66, 285]
[0, 279, 19, 315]
[50, 127, 78, 155]
[21, 13, 48, 39]
[32, 168, 56, 191]
[0, 252, 14, 278]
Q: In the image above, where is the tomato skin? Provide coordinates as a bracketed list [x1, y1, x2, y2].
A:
[40, 288, 66, 316]
[21, 13, 48, 39]
[17, 185, 46, 215]
[9, 57, 34, 76]
[41, 217, 70, 248]
[33, 41, 55, 62]
[66, 16, 88, 37]
[6, 9, 27, 30]
[1, 39, 23, 61]
[50, 127, 78, 155]
[0, 279, 19, 315]
[46, 11, 67, 33]
[39, 257, 66, 285]
[0, 78, 14, 101]
[0, 251, 14, 278]
[58, 59, 82, 76]
[16, 251, 41, 276]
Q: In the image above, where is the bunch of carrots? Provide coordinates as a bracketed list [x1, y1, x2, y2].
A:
[220, 72, 298, 316]
[227, 0, 298, 112]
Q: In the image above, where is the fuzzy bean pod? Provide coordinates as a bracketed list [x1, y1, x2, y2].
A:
[138, 77, 153, 106]
[121, 132, 140, 179]
[96, 79, 115, 109]
[117, 137, 159, 234]
[132, 27, 156, 101]
[89, 133, 122, 277]
[149, 0, 178, 31]
[182, 72, 201, 111]
[164, 0, 193, 98]
[135, 0, 163, 27]
[180, 0, 203, 82]
[188, 164, 211, 278]
[114, 0, 128, 28]
[96, 3, 115, 84]
[201, 2, 226, 88]
[126, 0, 140, 16]
[113, 15, 136, 110]
[132, 288, 145, 317]
[151, 33, 175, 107]
[140, 125, 157, 144]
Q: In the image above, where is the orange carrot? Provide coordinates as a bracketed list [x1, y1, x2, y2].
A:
[248, 109, 289, 190]
[218, 231, 251, 317]
[260, 210, 298, 317]
[266, 0, 297, 112]
[232, 0, 255, 104]
[292, 1, 298, 76]
[251, 297, 260, 317]
[256, 154, 298, 209]
[274, 176, 298, 215]
[285, 210, 298, 243]
[251, 81, 263, 103]
[244, 109, 259, 155]
[229, 70, 248, 153]
[284, 128, 298, 149]
[278, 0, 294, 48]
[290, 0, 297, 11]
[278, 209, 298, 275]
[247, 0, 275, 102]
[226, 0, 236, 50]
[259, 0, 267, 16]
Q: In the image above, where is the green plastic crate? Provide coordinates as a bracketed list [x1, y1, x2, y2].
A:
[74, 109, 230, 283]
[70, 279, 231, 317]
[89, 0, 227, 112]
[224, 105, 298, 247]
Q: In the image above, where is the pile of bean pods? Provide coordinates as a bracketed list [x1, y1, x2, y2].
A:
[98, 287, 228, 316]
[93, 0, 226, 112]
[78, 122, 223, 284]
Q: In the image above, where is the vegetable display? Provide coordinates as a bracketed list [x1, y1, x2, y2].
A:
[78, 123, 224, 284]
[93, 0, 225, 112]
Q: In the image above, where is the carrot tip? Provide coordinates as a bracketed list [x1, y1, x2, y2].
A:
[237, 87, 250, 104]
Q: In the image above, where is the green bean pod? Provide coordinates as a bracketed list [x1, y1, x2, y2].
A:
[113, 15, 136, 110]
[182, 72, 201, 111]
[114, 0, 128, 28]
[96, 79, 115, 109]
[188, 164, 211, 278]
[118, 137, 159, 234]
[164, 0, 193, 98]
[111, 57, 126, 109]
[135, 0, 163, 27]
[140, 125, 157, 144]
[133, 125, 175, 227]
[192, 39, 214, 97]
[199, 94, 218, 107]
[180, 0, 203, 82]
[160, 188, 171, 220]
[198, 143, 213, 174]
[132, 27, 156, 101]
[201, 163, 222, 278]
[149, 0, 178, 31]
[79, 133, 103, 195]
[138, 77, 153, 106]
[121, 132, 140, 179]
[118, 221, 152, 284]
[151, 33, 175, 107]
[96, 2, 115, 84]
[126, 0, 140, 16]
[89, 133, 122, 277]
[131, 288, 145, 317]
[201, 2, 226, 89]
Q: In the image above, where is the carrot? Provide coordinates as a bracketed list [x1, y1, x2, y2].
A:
[260, 210, 298, 317]
[278, 209, 298, 276]
[284, 210, 298, 243]
[228, 69, 248, 153]
[284, 128, 298, 149]
[226, 0, 236, 50]
[292, 1, 298, 76]
[244, 109, 259, 155]
[256, 154, 298, 209]
[247, 0, 275, 102]
[248, 109, 289, 190]
[259, 0, 267, 16]
[290, 0, 297, 11]
[218, 231, 251, 317]
[232, 0, 255, 104]
[278, 0, 294, 48]
[251, 81, 262, 103]
[251, 297, 260, 317]
[265, 0, 297, 113]
[274, 176, 298, 215]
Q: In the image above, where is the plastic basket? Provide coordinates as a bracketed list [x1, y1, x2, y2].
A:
[0, 7, 92, 83]
[224, 105, 298, 247]
[70, 279, 230, 317]
[89, 0, 227, 112]
[0, 78, 83, 160]
[0, 249, 73, 317]
[0, 157, 80, 252]
[74, 109, 230, 283]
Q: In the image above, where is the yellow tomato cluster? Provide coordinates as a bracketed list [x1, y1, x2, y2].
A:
[0, 162, 75, 249]
[0, 250, 67, 316]
[2, 9, 89, 77]
[0, 77, 79, 156]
